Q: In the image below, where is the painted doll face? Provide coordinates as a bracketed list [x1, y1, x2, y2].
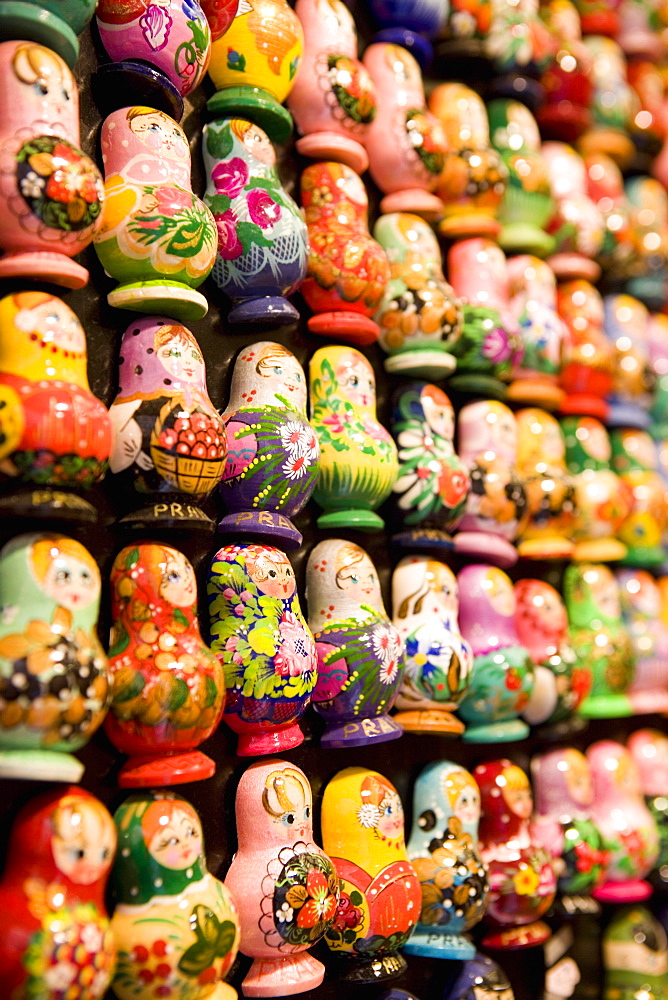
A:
[147, 805, 203, 870]
[377, 787, 404, 841]
[159, 550, 197, 608]
[14, 297, 86, 354]
[257, 348, 306, 408]
[564, 754, 594, 806]
[240, 122, 275, 166]
[422, 391, 454, 442]
[13, 43, 74, 122]
[454, 782, 481, 826]
[42, 551, 98, 611]
[501, 776, 533, 820]
[155, 331, 205, 385]
[129, 110, 189, 158]
[587, 567, 619, 618]
[248, 550, 296, 599]
[52, 799, 115, 885]
[484, 570, 515, 617]
[263, 769, 312, 842]
[336, 354, 376, 409]
[335, 552, 380, 604]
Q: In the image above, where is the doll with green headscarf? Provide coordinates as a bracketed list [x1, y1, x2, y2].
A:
[110, 790, 240, 1000]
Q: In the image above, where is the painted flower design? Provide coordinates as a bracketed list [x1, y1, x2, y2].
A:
[366, 624, 402, 683]
[513, 865, 540, 895]
[247, 188, 281, 230]
[266, 847, 339, 948]
[330, 889, 364, 932]
[16, 136, 103, 232]
[282, 452, 312, 480]
[215, 211, 243, 260]
[139, 3, 173, 49]
[212, 157, 249, 198]
[482, 325, 513, 363]
[151, 186, 193, 217]
[287, 868, 338, 932]
[274, 611, 317, 678]
[280, 421, 311, 456]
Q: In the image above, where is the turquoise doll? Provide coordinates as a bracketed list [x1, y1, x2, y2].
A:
[306, 538, 405, 748]
[207, 542, 317, 755]
[0, 533, 109, 782]
[202, 118, 308, 324]
[218, 342, 320, 549]
[110, 790, 240, 1000]
[404, 761, 489, 959]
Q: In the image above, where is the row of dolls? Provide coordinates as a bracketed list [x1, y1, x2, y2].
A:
[1, 512, 666, 786]
[3, 735, 668, 999]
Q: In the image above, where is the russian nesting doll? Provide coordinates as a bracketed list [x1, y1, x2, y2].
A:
[604, 294, 655, 429]
[616, 569, 668, 714]
[111, 790, 240, 1000]
[365, 0, 447, 68]
[0, 533, 109, 783]
[0, 291, 112, 521]
[624, 176, 668, 312]
[0, 40, 104, 289]
[374, 214, 463, 379]
[391, 555, 472, 734]
[202, 118, 308, 324]
[208, 542, 317, 755]
[94, 106, 217, 321]
[390, 382, 470, 550]
[474, 759, 557, 949]
[456, 564, 535, 743]
[628, 728, 668, 892]
[584, 151, 635, 283]
[612, 429, 667, 568]
[225, 761, 339, 996]
[108, 316, 226, 531]
[603, 906, 668, 1000]
[485, 0, 555, 104]
[563, 562, 635, 718]
[443, 951, 516, 1000]
[587, 740, 659, 902]
[557, 278, 614, 421]
[577, 36, 637, 169]
[306, 538, 405, 747]
[0, 786, 116, 999]
[536, 0, 593, 143]
[0, 0, 97, 66]
[106, 542, 225, 786]
[542, 141, 605, 282]
[309, 345, 398, 531]
[405, 761, 489, 958]
[321, 766, 421, 981]
[217, 342, 319, 549]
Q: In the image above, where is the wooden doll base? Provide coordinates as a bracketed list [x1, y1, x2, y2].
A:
[241, 951, 325, 996]
[295, 133, 368, 175]
[384, 349, 456, 380]
[577, 128, 635, 169]
[0, 487, 98, 524]
[577, 694, 633, 719]
[218, 510, 302, 551]
[592, 880, 652, 904]
[0, 250, 88, 289]
[0, 748, 84, 782]
[93, 61, 183, 119]
[316, 508, 385, 533]
[207, 87, 294, 145]
[394, 709, 465, 736]
[108, 280, 209, 322]
[118, 749, 216, 787]
[403, 928, 475, 960]
[339, 950, 406, 983]
[481, 920, 551, 950]
[454, 531, 518, 568]
[446, 372, 507, 400]
[0, 1, 79, 64]
[307, 312, 379, 347]
[516, 536, 575, 561]
[228, 296, 300, 326]
[236, 721, 305, 757]
[620, 545, 665, 569]
[505, 377, 565, 411]
[546, 253, 601, 284]
[629, 689, 668, 715]
[391, 528, 454, 554]
[571, 538, 627, 563]
[438, 213, 502, 241]
[461, 718, 530, 743]
[379, 189, 444, 223]
[499, 222, 555, 259]
[119, 500, 216, 533]
[320, 713, 403, 748]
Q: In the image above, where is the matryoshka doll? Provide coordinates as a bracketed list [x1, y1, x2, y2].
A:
[561, 415, 631, 561]
[563, 562, 635, 718]
[107, 316, 226, 532]
[447, 238, 523, 399]
[603, 294, 655, 429]
[404, 761, 489, 958]
[0, 291, 112, 521]
[536, 0, 593, 143]
[603, 905, 668, 1000]
[391, 556, 473, 735]
[300, 161, 391, 345]
[306, 539, 404, 747]
[584, 151, 635, 284]
[473, 759, 557, 949]
[443, 951, 515, 1000]
[390, 383, 470, 550]
[456, 564, 535, 743]
[514, 408, 576, 560]
[514, 579, 590, 732]
[505, 255, 568, 410]
[373, 214, 463, 379]
[576, 36, 637, 168]
[309, 345, 399, 531]
[365, 0, 447, 68]
[484, 0, 556, 106]
[217, 342, 319, 550]
[611, 428, 667, 568]
[587, 740, 659, 902]
[429, 82, 508, 240]
[0, 786, 116, 999]
[557, 278, 614, 420]
[628, 728, 668, 892]
[1, 0, 97, 67]
[0, 40, 104, 289]
[616, 569, 668, 714]
[361, 43, 447, 218]
[110, 790, 240, 1000]
[0, 533, 109, 782]
[202, 118, 308, 324]
[206, 0, 303, 144]
[455, 399, 528, 568]
[624, 176, 668, 312]
[541, 141, 605, 281]
[207, 543, 316, 755]
[321, 766, 421, 980]
[225, 761, 338, 995]
[648, 311, 668, 441]
[105, 542, 225, 786]
[531, 748, 609, 906]
[94, 106, 217, 321]
[286, 0, 376, 173]
[487, 99, 555, 258]
[95, 0, 210, 120]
